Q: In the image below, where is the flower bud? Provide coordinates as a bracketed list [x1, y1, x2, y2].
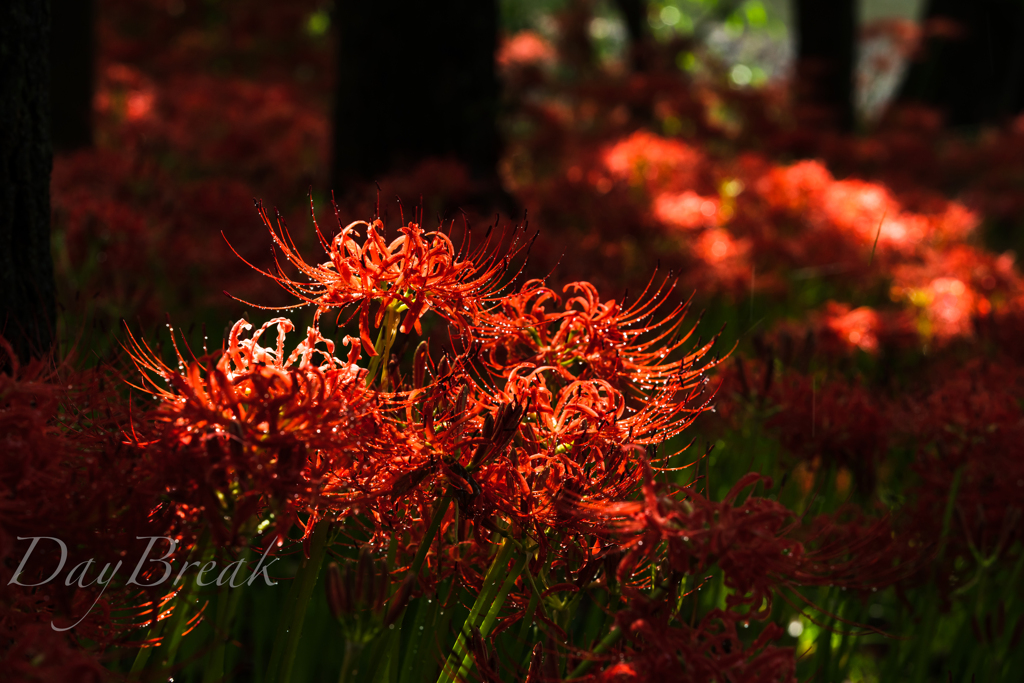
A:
[387, 355, 402, 392]
[525, 643, 543, 683]
[436, 355, 451, 380]
[382, 574, 415, 627]
[413, 340, 429, 389]
[374, 560, 389, 613]
[325, 561, 348, 621]
[356, 547, 375, 611]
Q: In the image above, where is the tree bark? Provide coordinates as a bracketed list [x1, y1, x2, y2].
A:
[50, 0, 95, 152]
[896, 0, 1024, 128]
[330, 1, 501, 192]
[1, 1, 56, 365]
[793, 0, 857, 132]
[612, 0, 653, 71]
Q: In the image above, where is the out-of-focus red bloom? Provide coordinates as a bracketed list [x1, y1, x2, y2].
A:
[653, 191, 721, 230]
[576, 468, 906, 616]
[497, 31, 556, 70]
[816, 301, 918, 355]
[602, 132, 708, 194]
[892, 358, 1024, 589]
[590, 605, 796, 683]
[1, 339, 172, 660]
[2, 624, 109, 683]
[763, 369, 888, 495]
[891, 245, 1021, 342]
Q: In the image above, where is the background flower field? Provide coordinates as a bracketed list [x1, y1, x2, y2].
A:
[5, 1, 1024, 682]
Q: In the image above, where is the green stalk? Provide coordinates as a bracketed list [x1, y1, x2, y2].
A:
[451, 553, 528, 680]
[365, 303, 400, 390]
[266, 520, 332, 683]
[936, 467, 964, 563]
[436, 538, 517, 683]
[127, 615, 164, 679]
[338, 640, 363, 683]
[379, 305, 400, 392]
[363, 492, 453, 683]
[144, 531, 212, 676]
[399, 597, 432, 683]
[566, 625, 621, 680]
[512, 572, 541, 667]
[202, 547, 251, 683]
[408, 494, 452, 580]
[364, 322, 389, 388]
[566, 586, 665, 680]
[202, 585, 233, 683]
[373, 625, 403, 683]
[359, 625, 397, 683]
[906, 467, 963, 681]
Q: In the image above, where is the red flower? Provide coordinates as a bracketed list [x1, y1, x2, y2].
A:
[125, 317, 389, 544]
[233, 203, 529, 355]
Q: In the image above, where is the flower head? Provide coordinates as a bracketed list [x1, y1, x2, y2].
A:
[232, 201, 529, 355]
[125, 317, 386, 543]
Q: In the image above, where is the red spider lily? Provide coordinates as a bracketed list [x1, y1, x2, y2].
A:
[589, 602, 794, 683]
[890, 245, 1021, 342]
[498, 31, 557, 70]
[395, 355, 719, 562]
[230, 202, 531, 356]
[587, 605, 796, 683]
[2, 624, 110, 683]
[571, 466, 909, 617]
[891, 358, 1024, 590]
[0, 338, 178, 655]
[814, 301, 918, 356]
[763, 370, 889, 495]
[477, 276, 725, 396]
[602, 131, 709, 195]
[124, 317, 391, 544]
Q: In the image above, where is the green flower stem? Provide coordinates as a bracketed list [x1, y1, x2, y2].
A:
[364, 323, 389, 388]
[360, 625, 397, 683]
[482, 558, 529, 639]
[408, 494, 452, 580]
[338, 640, 363, 683]
[512, 572, 541, 666]
[436, 538, 518, 683]
[140, 530, 211, 677]
[267, 520, 332, 683]
[566, 625, 621, 680]
[454, 552, 529, 679]
[566, 585, 665, 680]
[374, 626, 403, 683]
[202, 547, 251, 683]
[127, 615, 164, 679]
[399, 597, 432, 683]
[365, 302, 401, 390]
[361, 492, 454, 683]
[379, 305, 400, 391]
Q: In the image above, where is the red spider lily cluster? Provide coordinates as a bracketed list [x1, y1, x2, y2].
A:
[2, 188, 916, 680]
[23, 4, 1024, 680]
[0, 341, 176, 678]
[82, 198, 909, 682]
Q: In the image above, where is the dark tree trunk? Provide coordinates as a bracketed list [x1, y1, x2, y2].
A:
[896, 0, 1024, 128]
[612, 0, 652, 71]
[330, 1, 501, 194]
[558, 0, 598, 76]
[793, 0, 857, 132]
[50, 0, 95, 151]
[1, 1, 56, 365]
